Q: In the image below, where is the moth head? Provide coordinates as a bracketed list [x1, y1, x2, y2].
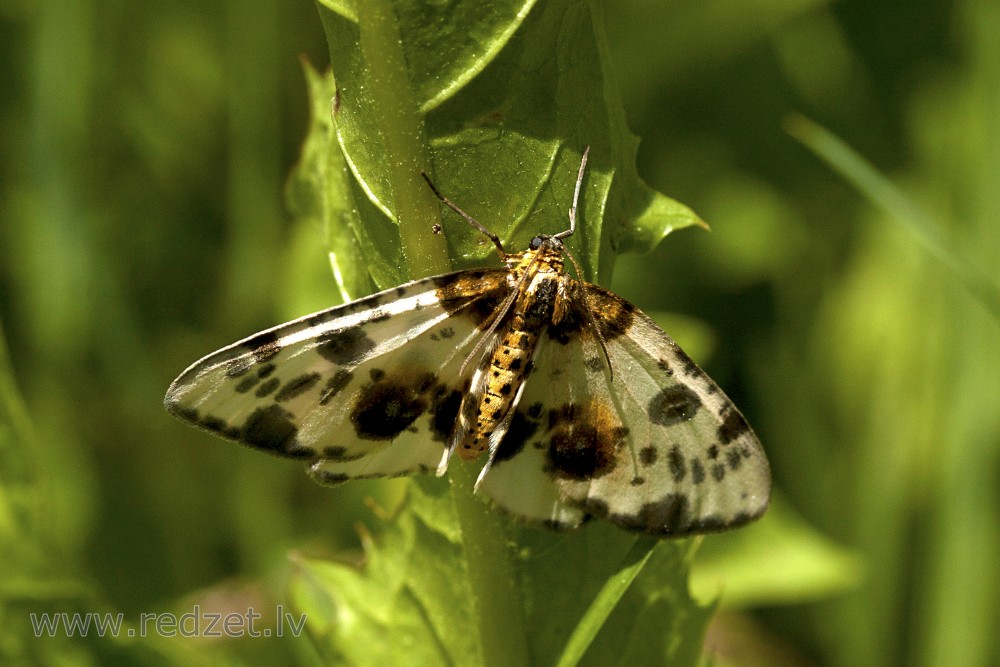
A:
[529, 235, 564, 252]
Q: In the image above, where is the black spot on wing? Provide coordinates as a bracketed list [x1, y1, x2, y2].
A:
[547, 403, 575, 431]
[639, 446, 658, 466]
[583, 492, 749, 535]
[349, 373, 441, 441]
[430, 389, 463, 442]
[546, 301, 582, 344]
[317, 328, 375, 365]
[620, 494, 692, 534]
[493, 410, 540, 463]
[241, 405, 307, 457]
[351, 382, 426, 440]
[548, 426, 616, 479]
[675, 347, 701, 377]
[692, 513, 754, 532]
[667, 446, 686, 482]
[319, 369, 353, 405]
[255, 377, 280, 397]
[201, 415, 229, 434]
[168, 403, 199, 424]
[726, 447, 743, 471]
[718, 408, 751, 445]
[235, 375, 258, 393]
[341, 292, 384, 315]
[167, 402, 238, 439]
[305, 312, 330, 329]
[545, 402, 625, 481]
[224, 334, 282, 378]
[246, 331, 282, 364]
[233, 362, 279, 393]
[312, 470, 350, 485]
[691, 458, 705, 484]
[576, 493, 693, 535]
[648, 385, 702, 425]
[275, 373, 321, 402]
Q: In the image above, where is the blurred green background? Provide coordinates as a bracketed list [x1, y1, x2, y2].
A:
[2, 0, 997, 665]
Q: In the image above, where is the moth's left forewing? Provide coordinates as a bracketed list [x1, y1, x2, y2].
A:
[165, 270, 512, 481]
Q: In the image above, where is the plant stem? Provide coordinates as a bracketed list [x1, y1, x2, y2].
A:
[450, 463, 531, 667]
[356, 0, 450, 277]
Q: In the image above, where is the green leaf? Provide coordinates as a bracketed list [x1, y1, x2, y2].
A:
[314, 0, 703, 286]
[286, 58, 374, 303]
[289, 470, 711, 667]
[289, 475, 489, 666]
[552, 538, 668, 667]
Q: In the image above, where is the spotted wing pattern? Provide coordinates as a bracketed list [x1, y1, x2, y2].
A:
[165, 270, 511, 480]
[166, 258, 770, 536]
[477, 284, 770, 536]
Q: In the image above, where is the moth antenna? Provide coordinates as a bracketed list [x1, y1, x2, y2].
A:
[421, 172, 507, 259]
[561, 244, 615, 382]
[554, 145, 590, 240]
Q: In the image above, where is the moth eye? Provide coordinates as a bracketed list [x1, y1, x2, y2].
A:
[530, 236, 543, 249]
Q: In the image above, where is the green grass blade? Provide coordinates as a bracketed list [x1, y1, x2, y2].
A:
[554, 537, 657, 667]
[785, 113, 1000, 319]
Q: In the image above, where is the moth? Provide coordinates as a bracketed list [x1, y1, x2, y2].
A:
[165, 148, 770, 536]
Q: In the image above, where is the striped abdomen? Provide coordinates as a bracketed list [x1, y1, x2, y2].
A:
[454, 276, 560, 459]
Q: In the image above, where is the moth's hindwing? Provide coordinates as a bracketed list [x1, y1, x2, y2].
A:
[164, 269, 512, 481]
[477, 284, 770, 535]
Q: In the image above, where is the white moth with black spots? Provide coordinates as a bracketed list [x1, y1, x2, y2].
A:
[165, 148, 770, 536]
